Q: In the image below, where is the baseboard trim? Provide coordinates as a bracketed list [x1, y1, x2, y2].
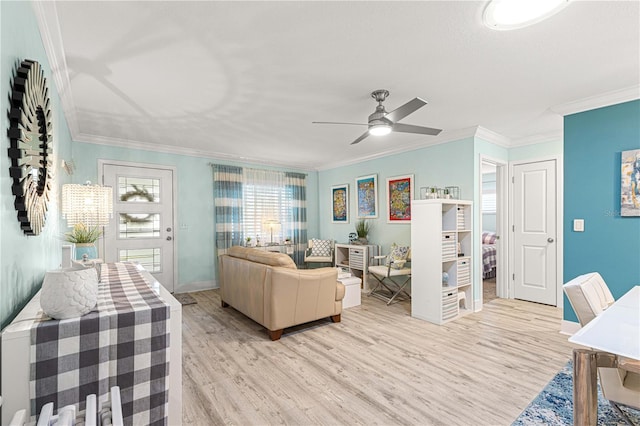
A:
[560, 320, 581, 336]
[173, 280, 217, 294]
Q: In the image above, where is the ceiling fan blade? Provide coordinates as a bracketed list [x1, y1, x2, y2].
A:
[312, 121, 368, 126]
[393, 123, 442, 136]
[384, 97, 427, 123]
[350, 131, 370, 145]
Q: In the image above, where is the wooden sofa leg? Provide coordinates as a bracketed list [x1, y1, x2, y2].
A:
[268, 329, 283, 341]
[330, 314, 341, 323]
[221, 300, 229, 308]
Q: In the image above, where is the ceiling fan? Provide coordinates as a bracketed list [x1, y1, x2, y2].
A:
[313, 89, 442, 145]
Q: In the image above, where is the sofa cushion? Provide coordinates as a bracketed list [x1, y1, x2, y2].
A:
[310, 239, 332, 257]
[246, 249, 297, 269]
[228, 246, 251, 259]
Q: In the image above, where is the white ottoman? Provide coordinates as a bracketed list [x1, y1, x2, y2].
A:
[339, 276, 362, 308]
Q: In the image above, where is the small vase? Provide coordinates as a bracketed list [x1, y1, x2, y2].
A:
[75, 243, 97, 260]
[40, 267, 99, 319]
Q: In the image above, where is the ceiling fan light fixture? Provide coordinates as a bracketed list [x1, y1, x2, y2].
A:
[368, 123, 392, 136]
[483, 0, 570, 30]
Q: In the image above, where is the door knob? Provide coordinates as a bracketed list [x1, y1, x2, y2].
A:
[547, 237, 554, 243]
[167, 236, 172, 241]
[166, 227, 172, 232]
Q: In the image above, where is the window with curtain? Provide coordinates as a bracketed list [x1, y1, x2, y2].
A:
[212, 165, 307, 265]
[243, 168, 288, 244]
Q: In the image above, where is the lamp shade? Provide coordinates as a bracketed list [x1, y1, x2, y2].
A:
[262, 219, 281, 244]
[62, 183, 113, 227]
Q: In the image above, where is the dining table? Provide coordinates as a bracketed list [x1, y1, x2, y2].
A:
[568, 285, 640, 425]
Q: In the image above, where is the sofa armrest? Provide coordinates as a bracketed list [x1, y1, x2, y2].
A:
[335, 281, 345, 301]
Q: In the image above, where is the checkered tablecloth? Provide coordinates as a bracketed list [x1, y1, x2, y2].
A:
[30, 262, 170, 425]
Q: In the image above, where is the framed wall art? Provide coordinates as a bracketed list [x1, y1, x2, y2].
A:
[355, 174, 378, 218]
[386, 174, 414, 223]
[621, 148, 640, 217]
[331, 184, 349, 223]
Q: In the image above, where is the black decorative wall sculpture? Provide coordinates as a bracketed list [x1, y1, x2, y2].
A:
[8, 59, 53, 236]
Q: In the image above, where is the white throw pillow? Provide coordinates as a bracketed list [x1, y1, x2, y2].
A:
[310, 239, 332, 257]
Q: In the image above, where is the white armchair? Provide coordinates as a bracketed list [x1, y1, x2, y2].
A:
[304, 239, 334, 268]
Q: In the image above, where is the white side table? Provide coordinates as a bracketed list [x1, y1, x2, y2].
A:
[339, 276, 362, 308]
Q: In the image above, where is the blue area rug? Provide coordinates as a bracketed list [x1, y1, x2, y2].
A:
[513, 361, 640, 425]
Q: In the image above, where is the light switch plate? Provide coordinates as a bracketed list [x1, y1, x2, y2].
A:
[573, 219, 584, 232]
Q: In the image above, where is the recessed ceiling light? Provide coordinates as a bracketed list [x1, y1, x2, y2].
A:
[483, 0, 571, 31]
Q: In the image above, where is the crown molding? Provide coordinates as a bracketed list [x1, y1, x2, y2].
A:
[32, 1, 80, 138]
[474, 126, 511, 147]
[74, 133, 316, 171]
[508, 130, 563, 147]
[550, 85, 640, 116]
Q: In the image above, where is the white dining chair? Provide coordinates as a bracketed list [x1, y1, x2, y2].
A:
[563, 272, 640, 423]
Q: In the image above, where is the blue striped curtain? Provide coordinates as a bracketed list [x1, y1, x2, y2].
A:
[212, 166, 308, 268]
[285, 172, 308, 266]
[212, 165, 243, 257]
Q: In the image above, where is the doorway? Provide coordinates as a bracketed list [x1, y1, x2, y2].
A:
[100, 160, 177, 292]
[480, 157, 507, 304]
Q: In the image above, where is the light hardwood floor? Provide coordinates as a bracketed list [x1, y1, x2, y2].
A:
[181, 289, 574, 425]
[483, 277, 498, 303]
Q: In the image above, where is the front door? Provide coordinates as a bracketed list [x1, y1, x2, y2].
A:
[513, 159, 557, 305]
[101, 162, 175, 292]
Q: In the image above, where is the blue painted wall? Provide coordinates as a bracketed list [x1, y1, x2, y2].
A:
[563, 100, 640, 322]
[319, 138, 475, 250]
[1, 1, 73, 328]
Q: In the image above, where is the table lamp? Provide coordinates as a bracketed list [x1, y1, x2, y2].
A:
[262, 219, 281, 245]
[62, 181, 113, 259]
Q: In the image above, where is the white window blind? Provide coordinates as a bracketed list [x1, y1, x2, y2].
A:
[242, 169, 291, 244]
[482, 179, 496, 213]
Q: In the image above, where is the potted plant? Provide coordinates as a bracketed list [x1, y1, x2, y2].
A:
[65, 223, 101, 260]
[354, 219, 371, 245]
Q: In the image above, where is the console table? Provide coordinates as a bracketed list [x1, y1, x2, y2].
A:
[1, 263, 182, 425]
[335, 243, 379, 290]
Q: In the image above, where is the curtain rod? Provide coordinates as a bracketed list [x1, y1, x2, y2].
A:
[209, 162, 307, 176]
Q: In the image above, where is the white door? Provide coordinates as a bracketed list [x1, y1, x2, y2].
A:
[102, 163, 175, 292]
[513, 159, 557, 305]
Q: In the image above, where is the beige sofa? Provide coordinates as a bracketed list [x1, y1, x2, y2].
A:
[219, 246, 345, 340]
